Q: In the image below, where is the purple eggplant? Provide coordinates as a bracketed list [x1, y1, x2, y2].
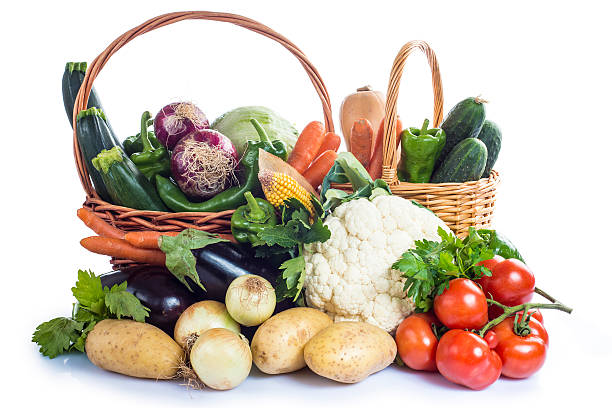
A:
[100, 266, 204, 335]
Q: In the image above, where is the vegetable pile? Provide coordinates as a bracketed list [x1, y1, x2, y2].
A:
[36, 61, 571, 393]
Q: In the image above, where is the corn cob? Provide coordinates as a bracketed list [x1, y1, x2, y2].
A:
[259, 169, 315, 216]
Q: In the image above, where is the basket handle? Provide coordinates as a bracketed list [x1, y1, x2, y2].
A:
[73, 11, 335, 198]
[380, 40, 444, 185]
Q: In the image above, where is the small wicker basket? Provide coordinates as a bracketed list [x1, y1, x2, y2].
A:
[378, 40, 500, 237]
[72, 11, 334, 241]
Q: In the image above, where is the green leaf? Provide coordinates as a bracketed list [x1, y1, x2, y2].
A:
[71, 320, 96, 353]
[164, 246, 204, 291]
[257, 224, 300, 248]
[104, 284, 150, 322]
[302, 217, 331, 244]
[278, 255, 306, 301]
[478, 229, 525, 262]
[159, 228, 228, 291]
[32, 318, 84, 359]
[71, 269, 105, 315]
[72, 304, 96, 322]
[320, 152, 390, 212]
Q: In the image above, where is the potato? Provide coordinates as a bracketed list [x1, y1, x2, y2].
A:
[86, 319, 184, 379]
[304, 321, 397, 383]
[251, 307, 332, 374]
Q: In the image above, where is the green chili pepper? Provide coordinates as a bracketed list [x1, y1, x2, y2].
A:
[155, 119, 287, 212]
[230, 192, 278, 244]
[122, 120, 161, 155]
[398, 119, 446, 183]
[127, 111, 171, 182]
[248, 118, 288, 161]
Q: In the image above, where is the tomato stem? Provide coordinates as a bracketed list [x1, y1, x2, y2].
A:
[478, 297, 572, 337]
[534, 286, 559, 303]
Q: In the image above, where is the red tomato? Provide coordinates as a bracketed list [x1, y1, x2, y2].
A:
[484, 330, 498, 349]
[491, 317, 548, 378]
[478, 258, 535, 305]
[434, 278, 488, 329]
[395, 313, 439, 371]
[478, 258, 535, 319]
[436, 329, 502, 390]
[477, 254, 505, 274]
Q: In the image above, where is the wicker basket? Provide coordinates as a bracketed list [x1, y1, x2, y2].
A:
[378, 40, 500, 237]
[72, 11, 334, 240]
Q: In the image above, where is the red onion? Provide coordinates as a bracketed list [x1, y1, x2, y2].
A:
[154, 102, 209, 149]
[171, 129, 239, 200]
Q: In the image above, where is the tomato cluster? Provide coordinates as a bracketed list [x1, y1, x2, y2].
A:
[395, 256, 550, 390]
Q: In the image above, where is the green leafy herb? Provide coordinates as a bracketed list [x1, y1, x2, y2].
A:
[32, 318, 85, 359]
[32, 270, 150, 358]
[257, 196, 330, 301]
[159, 229, 228, 291]
[393, 227, 495, 312]
[104, 282, 150, 322]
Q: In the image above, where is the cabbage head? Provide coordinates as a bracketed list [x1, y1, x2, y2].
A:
[211, 106, 298, 156]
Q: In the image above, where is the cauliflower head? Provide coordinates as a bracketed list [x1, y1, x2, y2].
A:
[303, 195, 450, 332]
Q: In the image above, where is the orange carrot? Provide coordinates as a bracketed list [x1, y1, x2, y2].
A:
[77, 208, 125, 239]
[315, 132, 341, 157]
[80, 236, 166, 265]
[124, 231, 180, 249]
[368, 117, 403, 180]
[287, 121, 326, 174]
[303, 150, 338, 190]
[350, 119, 374, 168]
[217, 233, 238, 244]
[124, 230, 238, 248]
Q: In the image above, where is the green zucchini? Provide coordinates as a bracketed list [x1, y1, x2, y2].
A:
[431, 138, 488, 183]
[62, 62, 120, 145]
[92, 147, 168, 212]
[76, 108, 117, 202]
[477, 120, 502, 177]
[437, 97, 487, 167]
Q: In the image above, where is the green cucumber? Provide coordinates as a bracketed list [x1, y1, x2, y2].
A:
[76, 108, 117, 202]
[437, 97, 487, 167]
[477, 120, 502, 177]
[431, 138, 488, 183]
[92, 147, 168, 212]
[62, 62, 120, 145]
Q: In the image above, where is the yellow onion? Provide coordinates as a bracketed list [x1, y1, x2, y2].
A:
[174, 300, 239, 349]
[190, 328, 252, 390]
[225, 275, 276, 326]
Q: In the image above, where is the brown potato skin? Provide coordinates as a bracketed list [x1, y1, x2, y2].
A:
[304, 321, 397, 383]
[251, 307, 332, 374]
[86, 319, 184, 379]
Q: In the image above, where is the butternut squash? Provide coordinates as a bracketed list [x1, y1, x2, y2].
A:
[339, 86, 385, 151]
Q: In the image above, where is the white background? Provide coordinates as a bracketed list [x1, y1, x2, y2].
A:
[2, 0, 611, 406]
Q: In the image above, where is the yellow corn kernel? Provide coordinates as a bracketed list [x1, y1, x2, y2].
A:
[259, 170, 315, 216]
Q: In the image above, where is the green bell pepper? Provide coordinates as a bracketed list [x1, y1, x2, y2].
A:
[155, 119, 287, 212]
[126, 111, 171, 181]
[398, 119, 446, 183]
[231, 192, 278, 244]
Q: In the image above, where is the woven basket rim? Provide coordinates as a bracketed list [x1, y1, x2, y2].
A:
[72, 10, 334, 202]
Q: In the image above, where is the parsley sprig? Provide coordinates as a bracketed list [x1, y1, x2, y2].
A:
[392, 227, 495, 312]
[32, 269, 150, 358]
[255, 196, 331, 302]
